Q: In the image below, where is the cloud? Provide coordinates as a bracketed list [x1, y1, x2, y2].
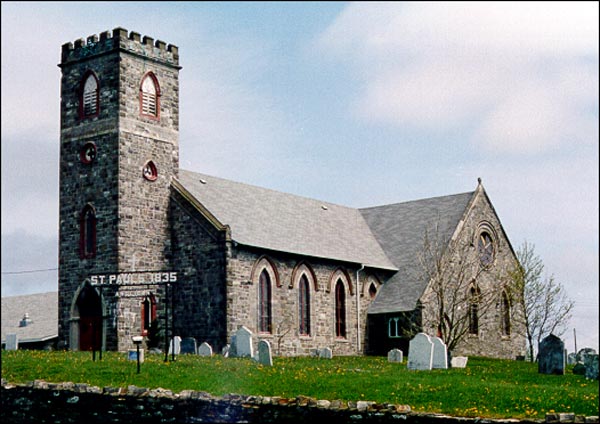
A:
[316, 1, 599, 155]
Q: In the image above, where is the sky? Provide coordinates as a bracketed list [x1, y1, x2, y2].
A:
[1, 1, 598, 352]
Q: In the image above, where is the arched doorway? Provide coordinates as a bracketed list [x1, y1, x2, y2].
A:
[75, 284, 103, 351]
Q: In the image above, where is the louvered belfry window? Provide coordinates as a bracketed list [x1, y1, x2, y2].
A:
[140, 73, 159, 118]
[81, 73, 99, 118]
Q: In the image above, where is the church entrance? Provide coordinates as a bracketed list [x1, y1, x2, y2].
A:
[76, 285, 102, 351]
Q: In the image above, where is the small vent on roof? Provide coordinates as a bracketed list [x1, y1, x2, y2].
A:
[199, 179, 207, 184]
[321, 205, 328, 210]
[19, 313, 33, 327]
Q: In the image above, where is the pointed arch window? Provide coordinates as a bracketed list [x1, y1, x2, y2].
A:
[80, 72, 99, 119]
[335, 279, 346, 338]
[299, 274, 311, 336]
[140, 72, 160, 119]
[259, 270, 272, 333]
[368, 283, 377, 299]
[501, 290, 511, 336]
[79, 204, 97, 259]
[468, 286, 480, 335]
[141, 293, 157, 336]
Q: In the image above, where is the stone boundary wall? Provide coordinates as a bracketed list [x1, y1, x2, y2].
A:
[1, 380, 597, 424]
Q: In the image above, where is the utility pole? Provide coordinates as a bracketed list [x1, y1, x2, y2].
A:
[573, 328, 577, 354]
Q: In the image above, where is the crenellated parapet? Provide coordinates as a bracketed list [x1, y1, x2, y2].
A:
[60, 27, 179, 67]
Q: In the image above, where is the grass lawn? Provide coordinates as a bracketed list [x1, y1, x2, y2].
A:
[1, 350, 598, 420]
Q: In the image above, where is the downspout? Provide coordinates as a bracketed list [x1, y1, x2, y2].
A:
[356, 264, 365, 354]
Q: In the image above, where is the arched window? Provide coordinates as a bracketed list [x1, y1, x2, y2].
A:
[335, 279, 346, 338]
[501, 290, 511, 336]
[80, 72, 99, 119]
[140, 72, 160, 118]
[299, 274, 311, 336]
[141, 293, 157, 336]
[388, 317, 400, 338]
[468, 286, 480, 335]
[368, 283, 377, 299]
[259, 270, 272, 333]
[79, 204, 97, 259]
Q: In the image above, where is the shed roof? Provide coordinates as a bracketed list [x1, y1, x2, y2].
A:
[1, 292, 58, 344]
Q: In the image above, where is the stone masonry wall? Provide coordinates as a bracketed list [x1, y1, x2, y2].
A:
[226, 246, 387, 356]
[58, 28, 181, 352]
[419, 187, 527, 359]
[3, 380, 595, 424]
[168, 189, 229, 352]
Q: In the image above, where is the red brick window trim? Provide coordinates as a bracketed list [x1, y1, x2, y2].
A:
[259, 270, 272, 334]
[335, 279, 346, 339]
[143, 160, 158, 181]
[79, 71, 100, 120]
[299, 274, 311, 336]
[79, 203, 97, 259]
[141, 294, 157, 336]
[140, 72, 160, 120]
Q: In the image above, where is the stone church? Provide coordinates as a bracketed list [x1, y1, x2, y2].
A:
[58, 28, 526, 359]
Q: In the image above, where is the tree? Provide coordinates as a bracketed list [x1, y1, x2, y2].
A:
[510, 241, 574, 361]
[416, 221, 499, 352]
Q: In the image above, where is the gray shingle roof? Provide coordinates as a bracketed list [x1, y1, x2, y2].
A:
[360, 192, 475, 313]
[1, 292, 58, 344]
[177, 169, 398, 270]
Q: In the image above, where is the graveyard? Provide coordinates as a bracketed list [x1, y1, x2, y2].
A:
[2, 347, 598, 420]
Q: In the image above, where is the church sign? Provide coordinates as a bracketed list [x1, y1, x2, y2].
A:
[90, 271, 177, 286]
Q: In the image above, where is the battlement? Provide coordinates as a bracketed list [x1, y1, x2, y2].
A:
[60, 27, 179, 67]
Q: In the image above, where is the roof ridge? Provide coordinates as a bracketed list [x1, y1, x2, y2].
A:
[359, 190, 475, 211]
[179, 168, 356, 211]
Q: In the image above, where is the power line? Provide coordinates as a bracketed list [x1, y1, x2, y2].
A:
[2, 268, 58, 275]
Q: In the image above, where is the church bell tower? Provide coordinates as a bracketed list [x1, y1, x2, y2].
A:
[57, 27, 181, 351]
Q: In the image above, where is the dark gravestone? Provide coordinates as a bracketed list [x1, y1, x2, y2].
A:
[538, 334, 565, 375]
[180, 337, 197, 354]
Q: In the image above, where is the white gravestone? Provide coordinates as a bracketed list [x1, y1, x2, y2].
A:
[387, 348, 403, 363]
[258, 340, 273, 366]
[319, 347, 333, 359]
[234, 326, 254, 358]
[431, 337, 448, 369]
[451, 356, 468, 368]
[168, 336, 181, 355]
[407, 333, 433, 370]
[5, 333, 18, 351]
[198, 342, 213, 357]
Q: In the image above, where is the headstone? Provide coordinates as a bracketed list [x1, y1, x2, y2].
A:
[584, 354, 598, 380]
[577, 347, 597, 364]
[198, 342, 213, 357]
[387, 348, 403, 363]
[228, 336, 237, 357]
[538, 334, 565, 375]
[451, 356, 468, 368]
[180, 337, 198, 354]
[168, 336, 181, 355]
[222, 344, 230, 357]
[431, 337, 448, 369]
[257, 340, 273, 366]
[407, 333, 433, 370]
[319, 347, 333, 359]
[567, 352, 577, 365]
[573, 362, 586, 375]
[5, 333, 18, 351]
[233, 326, 253, 358]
